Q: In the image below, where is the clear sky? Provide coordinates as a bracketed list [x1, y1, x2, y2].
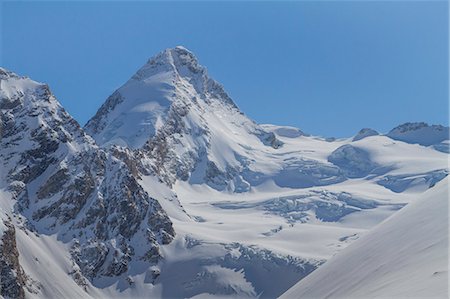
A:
[1, 1, 448, 137]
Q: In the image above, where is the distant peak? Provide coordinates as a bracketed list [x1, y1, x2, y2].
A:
[352, 128, 379, 142]
[389, 122, 446, 134]
[131, 46, 236, 106]
[386, 122, 449, 146]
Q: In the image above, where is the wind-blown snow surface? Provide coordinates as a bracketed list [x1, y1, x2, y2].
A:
[1, 46, 449, 298]
[281, 178, 449, 299]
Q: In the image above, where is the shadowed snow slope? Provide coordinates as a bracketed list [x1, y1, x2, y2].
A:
[281, 178, 449, 299]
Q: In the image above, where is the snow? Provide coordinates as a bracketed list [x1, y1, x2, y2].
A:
[281, 178, 449, 299]
[261, 124, 308, 138]
[387, 122, 449, 146]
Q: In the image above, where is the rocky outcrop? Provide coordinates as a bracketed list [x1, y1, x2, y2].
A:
[353, 128, 379, 141]
[0, 221, 27, 299]
[328, 145, 378, 178]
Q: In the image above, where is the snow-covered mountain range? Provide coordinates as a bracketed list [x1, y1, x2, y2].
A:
[0, 47, 448, 298]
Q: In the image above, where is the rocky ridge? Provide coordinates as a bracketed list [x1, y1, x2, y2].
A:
[0, 68, 175, 288]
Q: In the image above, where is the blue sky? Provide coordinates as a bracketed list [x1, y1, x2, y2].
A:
[1, 1, 448, 137]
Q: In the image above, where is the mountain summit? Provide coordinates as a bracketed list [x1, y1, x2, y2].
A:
[85, 46, 237, 149]
[85, 46, 282, 191]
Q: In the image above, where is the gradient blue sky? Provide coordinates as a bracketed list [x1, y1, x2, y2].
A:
[1, 1, 448, 137]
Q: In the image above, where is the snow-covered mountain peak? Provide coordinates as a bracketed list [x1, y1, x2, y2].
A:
[386, 122, 449, 150]
[85, 46, 237, 149]
[0, 68, 43, 99]
[390, 122, 430, 133]
[84, 47, 285, 191]
[132, 46, 233, 105]
[352, 128, 379, 141]
[0, 67, 89, 154]
[133, 46, 204, 80]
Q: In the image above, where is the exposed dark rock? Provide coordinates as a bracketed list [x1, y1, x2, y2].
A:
[37, 168, 69, 199]
[0, 221, 27, 299]
[71, 240, 109, 279]
[353, 128, 379, 141]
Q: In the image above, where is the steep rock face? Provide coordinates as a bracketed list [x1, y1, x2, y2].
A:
[0, 68, 175, 284]
[0, 220, 27, 299]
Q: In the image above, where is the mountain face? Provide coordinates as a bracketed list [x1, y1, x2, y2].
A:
[85, 46, 285, 192]
[0, 68, 174, 289]
[85, 46, 239, 149]
[0, 47, 449, 298]
[85, 47, 354, 192]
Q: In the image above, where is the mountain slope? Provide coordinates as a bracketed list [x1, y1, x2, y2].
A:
[281, 178, 449, 299]
[85, 46, 290, 192]
[0, 68, 175, 295]
[85, 46, 239, 149]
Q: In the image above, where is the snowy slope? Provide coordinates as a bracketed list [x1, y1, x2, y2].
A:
[156, 131, 447, 297]
[281, 178, 449, 299]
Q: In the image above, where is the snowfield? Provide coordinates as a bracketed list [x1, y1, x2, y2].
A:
[281, 178, 449, 299]
[0, 47, 448, 298]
